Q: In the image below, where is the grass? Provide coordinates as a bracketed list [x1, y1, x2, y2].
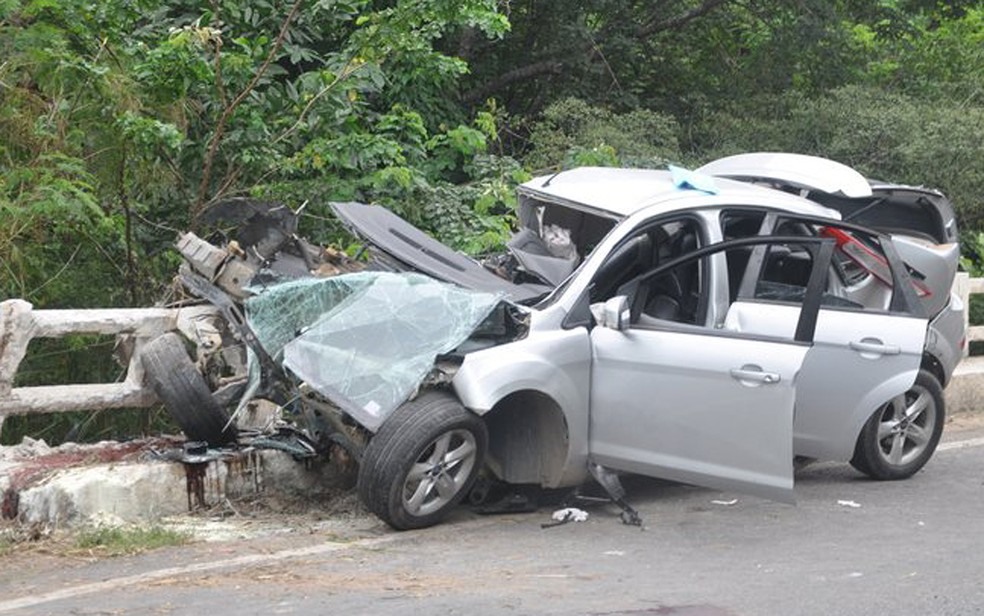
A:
[74, 525, 191, 556]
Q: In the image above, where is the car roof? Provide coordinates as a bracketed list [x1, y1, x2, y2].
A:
[518, 166, 838, 220]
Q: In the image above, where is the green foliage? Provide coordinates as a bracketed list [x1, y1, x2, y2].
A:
[960, 232, 984, 278]
[0, 152, 128, 306]
[0, 0, 512, 311]
[850, 6, 984, 100]
[1, 408, 179, 446]
[264, 107, 527, 255]
[524, 98, 682, 172]
[960, 231, 984, 329]
[696, 85, 984, 230]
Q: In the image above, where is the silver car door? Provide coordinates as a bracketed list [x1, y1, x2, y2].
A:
[589, 326, 807, 503]
[588, 237, 833, 503]
[793, 309, 926, 461]
[787, 229, 929, 461]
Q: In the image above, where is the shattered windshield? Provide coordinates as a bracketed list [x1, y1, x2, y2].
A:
[245, 272, 504, 431]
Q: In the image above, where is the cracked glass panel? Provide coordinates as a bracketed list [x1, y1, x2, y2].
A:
[246, 272, 503, 431]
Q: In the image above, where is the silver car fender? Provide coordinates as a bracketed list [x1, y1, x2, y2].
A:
[801, 367, 920, 462]
[452, 327, 592, 488]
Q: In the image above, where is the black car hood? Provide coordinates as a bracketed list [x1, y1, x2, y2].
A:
[330, 202, 551, 303]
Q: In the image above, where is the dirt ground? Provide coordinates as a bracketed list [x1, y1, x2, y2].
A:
[940, 408, 984, 433]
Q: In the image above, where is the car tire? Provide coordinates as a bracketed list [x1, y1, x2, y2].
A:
[357, 391, 487, 530]
[141, 332, 237, 447]
[850, 369, 944, 480]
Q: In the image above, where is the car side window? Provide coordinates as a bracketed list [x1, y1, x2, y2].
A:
[744, 242, 860, 309]
[614, 236, 836, 344]
[720, 209, 902, 313]
[628, 256, 705, 326]
[588, 216, 703, 310]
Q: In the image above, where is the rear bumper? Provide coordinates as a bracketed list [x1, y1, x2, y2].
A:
[927, 291, 966, 386]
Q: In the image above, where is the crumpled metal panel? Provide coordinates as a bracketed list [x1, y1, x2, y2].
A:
[245, 272, 503, 431]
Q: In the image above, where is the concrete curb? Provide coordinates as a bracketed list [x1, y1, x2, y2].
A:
[946, 356, 984, 415]
[1, 440, 349, 528]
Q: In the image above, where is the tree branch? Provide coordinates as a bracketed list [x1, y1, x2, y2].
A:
[463, 59, 566, 104]
[636, 0, 731, 39]
[271, 58, 364, 146]
[209, 0, 227, 108]
[192, 0, 304, 224]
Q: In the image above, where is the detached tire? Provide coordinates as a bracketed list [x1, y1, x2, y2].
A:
[141, 332, 236, 446]
[358, 391, 487, 530]
[850, 369, 944, 480]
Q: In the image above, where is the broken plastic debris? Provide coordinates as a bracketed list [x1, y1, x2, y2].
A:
[711, 498, 738, 506]
[552, 507, 589, 522]
[837, 499, 862, 508]
[542, 507, 589, 527]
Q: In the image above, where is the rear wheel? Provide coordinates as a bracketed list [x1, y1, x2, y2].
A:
[850, 369, 944, 480]
[358, 391, 486, 530]
[141, 332, 237, 446]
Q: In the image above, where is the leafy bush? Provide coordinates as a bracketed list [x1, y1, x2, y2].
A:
[524, 98, 683, 172]
[260, 108, 529, 256]
[696, 85, 984, 230]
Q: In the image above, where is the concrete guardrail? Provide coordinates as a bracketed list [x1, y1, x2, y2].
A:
[0, 300, 221, 432]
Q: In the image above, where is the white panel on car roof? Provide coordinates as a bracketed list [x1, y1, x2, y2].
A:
[697, 152, 873, 199]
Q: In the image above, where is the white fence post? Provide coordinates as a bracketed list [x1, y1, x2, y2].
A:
[0, 300, 221, 420]
[955, 273, 971, 357]
[956, 273, 984, 357]
[0, 300, 36, 397]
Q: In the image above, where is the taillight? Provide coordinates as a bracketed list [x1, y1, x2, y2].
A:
[820, 227, 931, 297]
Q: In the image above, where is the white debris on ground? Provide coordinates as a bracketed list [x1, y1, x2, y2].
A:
[837, 499, 862, 508]
[551, 507, 589, 522]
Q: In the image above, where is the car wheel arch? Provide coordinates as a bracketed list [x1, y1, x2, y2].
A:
[837, 368, 922, 461]
[479, 389, 576, 488]
[920, 351, 946, 388]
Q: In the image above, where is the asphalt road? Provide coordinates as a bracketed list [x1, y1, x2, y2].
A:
[3, 419, 984, 616]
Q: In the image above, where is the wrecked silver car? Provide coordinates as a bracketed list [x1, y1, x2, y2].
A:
[155, 154, 964, 530]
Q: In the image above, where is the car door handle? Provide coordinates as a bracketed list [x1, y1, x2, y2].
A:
[730, 368, 781, 384]
[849, 340, 901, 356]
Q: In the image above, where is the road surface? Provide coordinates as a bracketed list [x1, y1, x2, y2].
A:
[2, 417, 984, 615]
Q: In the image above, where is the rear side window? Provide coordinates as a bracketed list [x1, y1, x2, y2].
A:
[720, 210, 902, 313]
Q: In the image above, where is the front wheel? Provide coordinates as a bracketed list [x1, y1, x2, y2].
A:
[850, 369, 944, 480]
[141, 332, 237, 447]
[357, 391, 487, 530]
